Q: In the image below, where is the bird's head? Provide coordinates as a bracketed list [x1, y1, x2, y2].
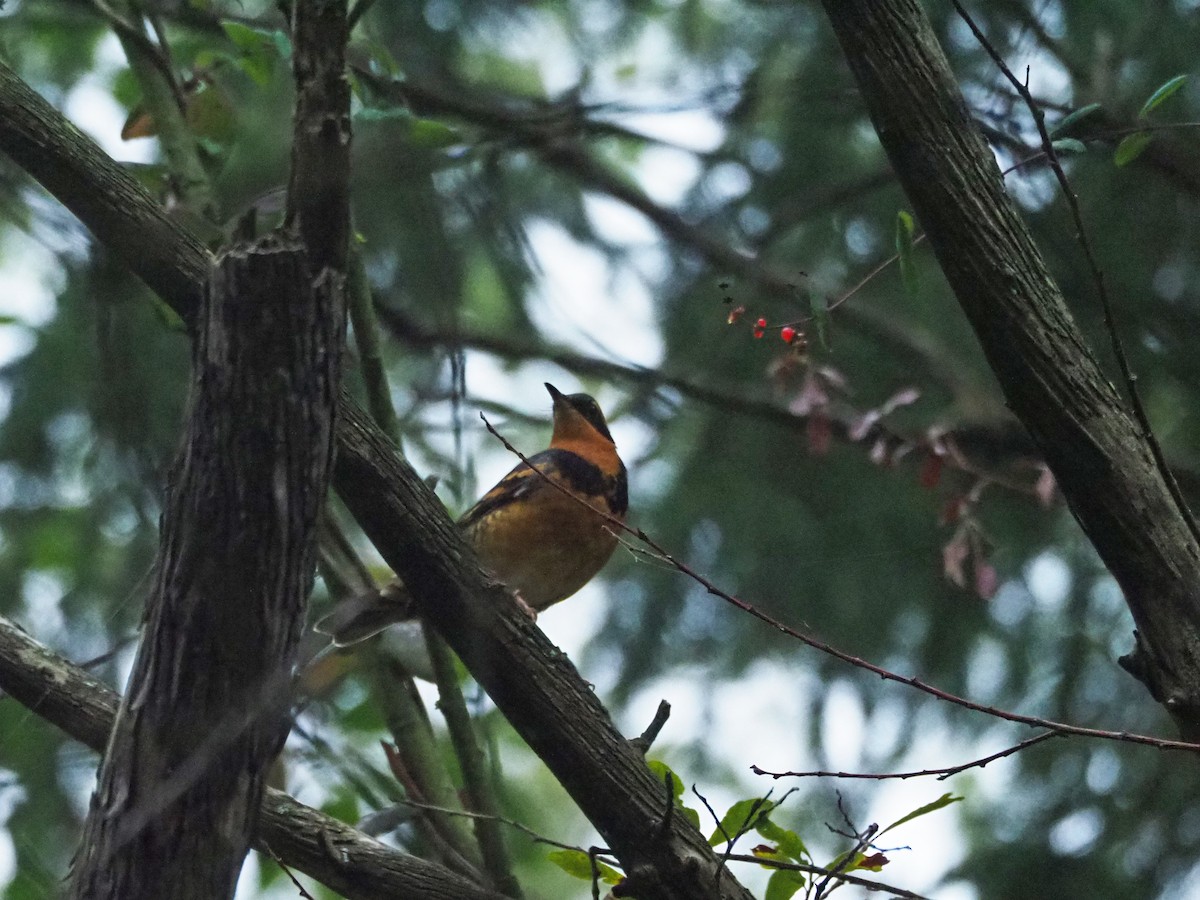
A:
[546, 383, 615, 446]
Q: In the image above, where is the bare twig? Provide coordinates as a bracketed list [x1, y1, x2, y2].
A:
[753, 731, 1058, 781]
[814, 821, 878, 900]
[388, 797, 600, 854]
[950, 0, 1200, 547]
[263, 844, 318, 900]
[630, 700, 671, 755]
[481, 414, 1200, 755]
[724, 854, 929, 899]
[348, 241, 402, 445]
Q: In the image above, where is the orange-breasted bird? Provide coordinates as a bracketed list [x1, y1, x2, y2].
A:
[316, 383, 627, 645]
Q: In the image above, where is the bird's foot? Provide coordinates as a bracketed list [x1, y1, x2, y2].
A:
[513, 590, 538, 621]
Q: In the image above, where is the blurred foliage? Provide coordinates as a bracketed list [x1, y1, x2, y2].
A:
[1, 0, 1200, 897]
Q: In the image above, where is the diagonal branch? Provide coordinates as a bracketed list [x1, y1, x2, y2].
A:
[0, 58, 753, 900]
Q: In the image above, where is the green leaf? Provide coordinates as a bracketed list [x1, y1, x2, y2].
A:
[354, 106, 461, 148]
[546, 850, 623, 885]
[1049, 102, 1101, 136]
[709, 797, 775, 846]
[895, 210, 918, 300]
[236, 53, 274, 87]
[647, 759, 685, 801]
[354, 106, 411, 123]
[319, 791, 359, 825]
[645, 760, 702, 829]
[757, 817, 810, 863]
[1114, 131, 1153, 167]
[148, 294, 186, 332]
[878, 792, 963, 837]
[221, 21, 279, 86]
[1139, 74, 1189, 118]
[407, 117, 461, 148]
[186, 86, 236, 144]
[1051, 138, 1087, 155]
[221, 21, 266, 53]
[270, 29, 293, 61]
[764, 868, 806, 900]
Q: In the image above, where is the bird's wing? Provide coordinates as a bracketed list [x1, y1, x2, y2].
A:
[457, 447, 611, 530]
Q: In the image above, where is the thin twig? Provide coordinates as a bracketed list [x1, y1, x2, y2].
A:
[814, 821, 878, 900]
[723, 853, 930, 899]
[654, 769, 676, 843]
[92, 0, 178, 90]
[388, 797, 597, 853]
[950, 0, 1200, 547]
[481, 415, 1200, 755]
[348, 239, 402, 446]
[753, 731, 1058, 781]
[262, 843, 317, 900]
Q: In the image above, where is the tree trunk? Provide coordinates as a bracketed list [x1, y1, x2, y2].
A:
[68, 236, 344, 899]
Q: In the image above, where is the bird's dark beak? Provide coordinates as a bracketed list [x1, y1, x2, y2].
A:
[545, 382, 565, 404]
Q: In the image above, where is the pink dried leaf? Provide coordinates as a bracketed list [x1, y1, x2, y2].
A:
[920, 453, 944, 489]
[869, 437, 892, 466]
[881, 386, 921, 414]
[974, 560, 999, 599]
[1035, 465, 1057, 507]
[849, 409, 881, 442]
[943, 532, 969, 587]
[807, 411, 833, 455]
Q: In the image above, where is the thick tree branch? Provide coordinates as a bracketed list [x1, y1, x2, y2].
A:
[0, 617, 507, 900]
[333, 395, 752, 900]
[287, 0, 352, 274]
[0, 59, 753, 900]
[820, 0, 1200, 736]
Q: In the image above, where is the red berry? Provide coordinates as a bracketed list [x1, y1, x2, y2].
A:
[780, 326, 796, 343]
[755, 317, 767, 328]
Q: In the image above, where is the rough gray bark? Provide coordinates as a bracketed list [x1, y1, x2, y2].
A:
[64, 5, 353, 895]
[68, 235, 344, 899]
[0, 616, 508, 900]
[820, 0, 1200, 736]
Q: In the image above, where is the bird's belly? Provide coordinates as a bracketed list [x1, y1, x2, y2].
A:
[469, 492, 620, 610]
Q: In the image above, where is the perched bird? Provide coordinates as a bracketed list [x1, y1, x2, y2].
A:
[317, 382, 627, 645]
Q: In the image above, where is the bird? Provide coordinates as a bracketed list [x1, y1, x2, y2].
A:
[316, 382, 627, 645]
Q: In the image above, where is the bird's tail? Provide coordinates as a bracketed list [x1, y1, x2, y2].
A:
[314, 579, 416, 646]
